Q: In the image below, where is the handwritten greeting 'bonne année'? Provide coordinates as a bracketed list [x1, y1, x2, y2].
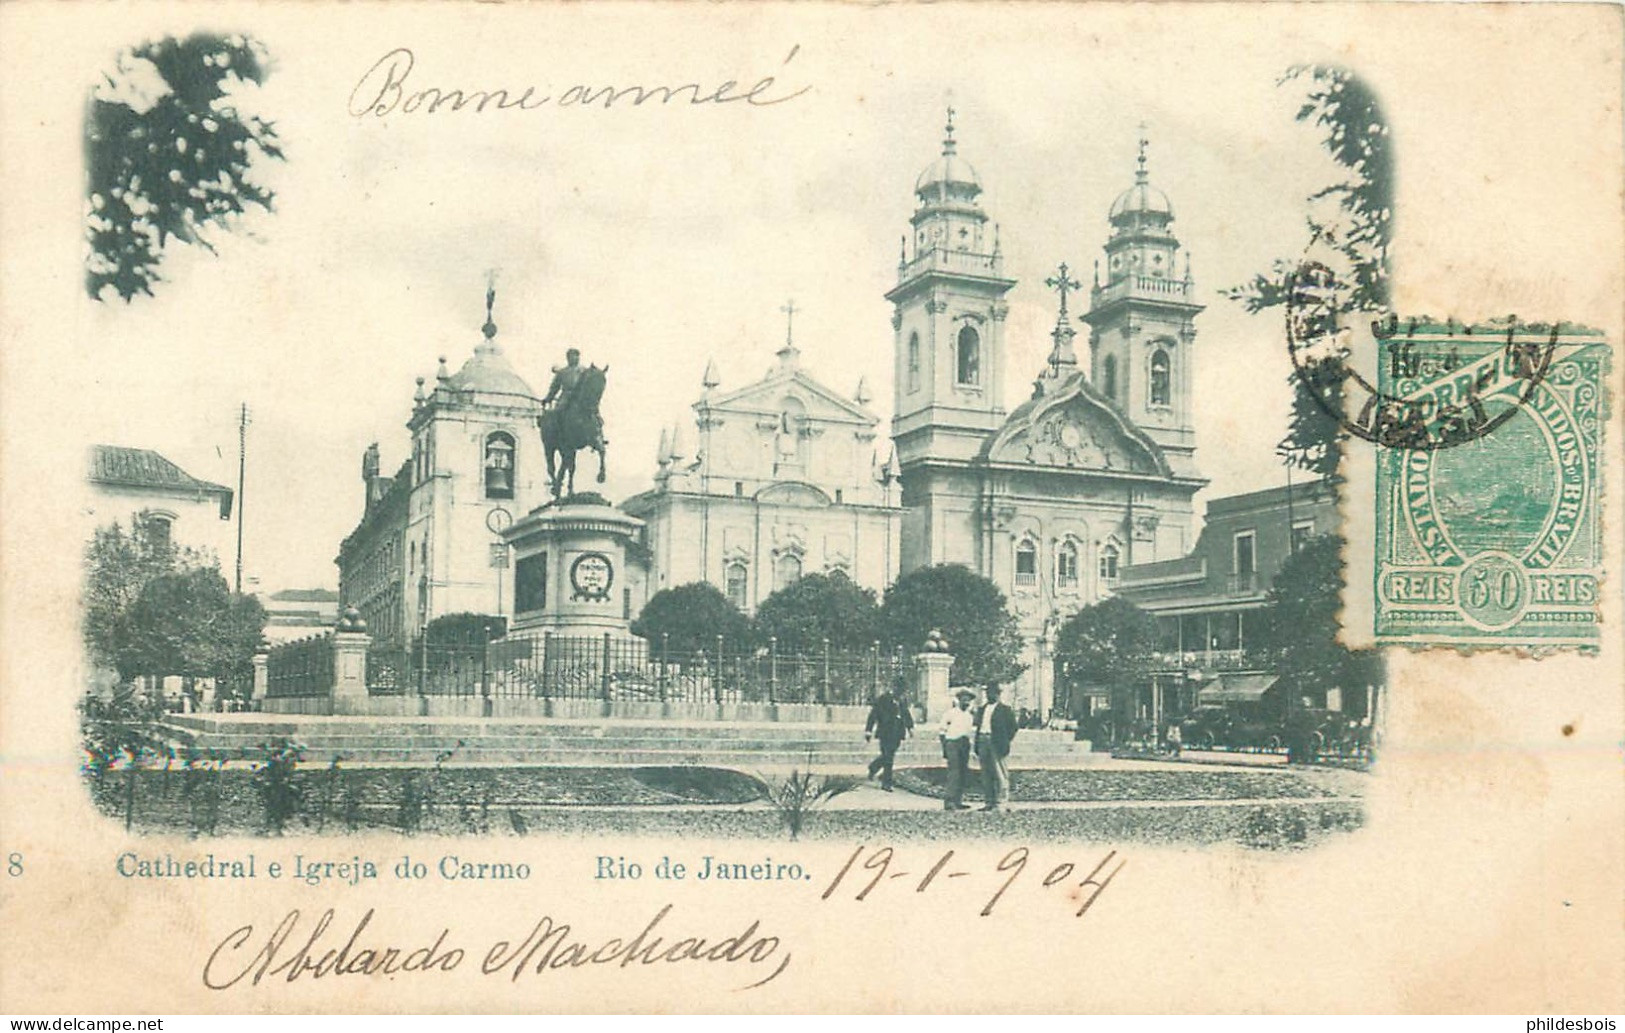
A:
[348, 45, 812, 118]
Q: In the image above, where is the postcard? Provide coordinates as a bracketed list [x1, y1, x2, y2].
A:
[0, 0, 1620, 1014]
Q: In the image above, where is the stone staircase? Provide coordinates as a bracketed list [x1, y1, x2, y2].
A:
[163, 713, 1100, 770]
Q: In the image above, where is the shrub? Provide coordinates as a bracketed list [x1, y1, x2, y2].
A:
[753, 570, 882, 652]
[251, 737, 305, 835]
[632, 583, 750, 654]
[765, 755, 858, 840]
[881, 565, 1026, 684]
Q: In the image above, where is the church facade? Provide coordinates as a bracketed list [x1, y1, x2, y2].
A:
[888, 113, 1207, 715]
[336, 111, 1213, 722]
[621, 330, 902, 613]
[336, 302, 643, 646]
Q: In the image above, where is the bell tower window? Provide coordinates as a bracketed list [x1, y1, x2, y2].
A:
[1150, 349, 1171, 407]
[907, 332, 921, 394]
[1102, 355, 1118, 400]
[956, 325, 981, 386]
[484, 432, 515, 500]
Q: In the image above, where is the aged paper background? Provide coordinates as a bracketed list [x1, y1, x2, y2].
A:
[1, 1, 1621, 1014]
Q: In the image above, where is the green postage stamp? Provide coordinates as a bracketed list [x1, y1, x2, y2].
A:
[1374, 321, 1610, 648]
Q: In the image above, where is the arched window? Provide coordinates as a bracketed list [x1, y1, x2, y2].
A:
[774, 552, 802, 592]
[142, 512, 174, 550]
[906, 332, 921, 394]
[1014, 538, 1038, 587]
[1150, 349, 1171, 407]
[484, 432, 515, 499]
[956, 325, 980, 386]
[1056, 540, 1080, 589]
[725, 561, 749, 610]
[1102, 355, 1118, 400]
[1099, 542, 1120, 583]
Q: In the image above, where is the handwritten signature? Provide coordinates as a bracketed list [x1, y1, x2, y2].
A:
[349, 45, 811, 118]
[204, 904, 792, 992]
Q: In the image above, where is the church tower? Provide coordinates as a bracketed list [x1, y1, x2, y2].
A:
[1081, 131, 1203, 479]
[887, 109, 1017, 470]
[403, 287, 548, 629]
[886, 110, 1017, 572]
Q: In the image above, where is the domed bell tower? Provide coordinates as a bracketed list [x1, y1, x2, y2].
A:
[1081, 130, 1203, 479]
[887, 108, 1017, 470]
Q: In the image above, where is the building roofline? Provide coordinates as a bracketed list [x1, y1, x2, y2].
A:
[88, 445, 233, 497]
[1204, 477, 1335, 515]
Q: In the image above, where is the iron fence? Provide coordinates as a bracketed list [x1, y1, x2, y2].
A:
[365, 647, 413, 696]
[265, 634, 335, 699]
[366, 634, 915, 706]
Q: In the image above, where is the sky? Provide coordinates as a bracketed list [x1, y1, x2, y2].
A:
[33, 3, 1622, 595]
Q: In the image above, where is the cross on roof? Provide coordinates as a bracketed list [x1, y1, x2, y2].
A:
[1045, 262, 1082, 318]
[780, 299, 799, 348]
[1136, 122, 1149, 183]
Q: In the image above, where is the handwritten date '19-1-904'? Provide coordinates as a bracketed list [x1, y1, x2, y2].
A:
[821, 846, 1126, 919]
[348, 45, 812, 118]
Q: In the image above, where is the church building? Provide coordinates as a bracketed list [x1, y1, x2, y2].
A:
[337, 296, 613, 645]
[621, 318, 902, 612]
[334, 110, 1214, 725]
[888, 112, 1208, 714]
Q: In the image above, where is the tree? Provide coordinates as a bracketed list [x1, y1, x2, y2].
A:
[122, 566, 266, 682]
[423, 612, 508, 647]
[84, 514, 263, 685]
[1263, 534, 1380, 700]
[752, 570, 882, 653]
[84, 514, 190, 675]
[1227, 66, 1393, 478]
[880, 564, 1026, 685]
[631, 582, 750, 654]
[85, 33, 285, 301]
[1053, 596, 1159, 710]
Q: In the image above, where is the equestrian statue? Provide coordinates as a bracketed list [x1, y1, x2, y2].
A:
[539, 346, 608, 498]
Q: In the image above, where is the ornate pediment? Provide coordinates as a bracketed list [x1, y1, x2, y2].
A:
[980, 371, 1170, 476]
[757, 482, 832, 508]
[702, 371, 877, 426]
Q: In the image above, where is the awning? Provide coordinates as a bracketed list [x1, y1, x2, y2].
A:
[1198, 673, 1278, 704]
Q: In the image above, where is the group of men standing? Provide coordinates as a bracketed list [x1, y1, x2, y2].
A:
[863, 683, 1018, 812]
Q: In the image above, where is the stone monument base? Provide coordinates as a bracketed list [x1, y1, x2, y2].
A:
[502, 495, 644, 637]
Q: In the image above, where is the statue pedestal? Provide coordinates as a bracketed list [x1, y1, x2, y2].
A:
[915, 651, 954, 721]
[502, 499, 644, 636]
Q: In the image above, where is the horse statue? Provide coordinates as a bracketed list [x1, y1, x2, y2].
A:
[539, 364, 607, 498]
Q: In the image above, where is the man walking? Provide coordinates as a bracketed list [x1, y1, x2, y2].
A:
[974, 682, 1017, 812]
[938, 688, 976, 810]
[864, 682, 914, 791]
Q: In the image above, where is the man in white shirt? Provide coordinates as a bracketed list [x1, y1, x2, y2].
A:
[937, 689, 977, 811]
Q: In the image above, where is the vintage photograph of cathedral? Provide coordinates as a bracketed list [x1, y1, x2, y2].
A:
[76, 35, 1380, 842]
[19, 2, 1619, 1016]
